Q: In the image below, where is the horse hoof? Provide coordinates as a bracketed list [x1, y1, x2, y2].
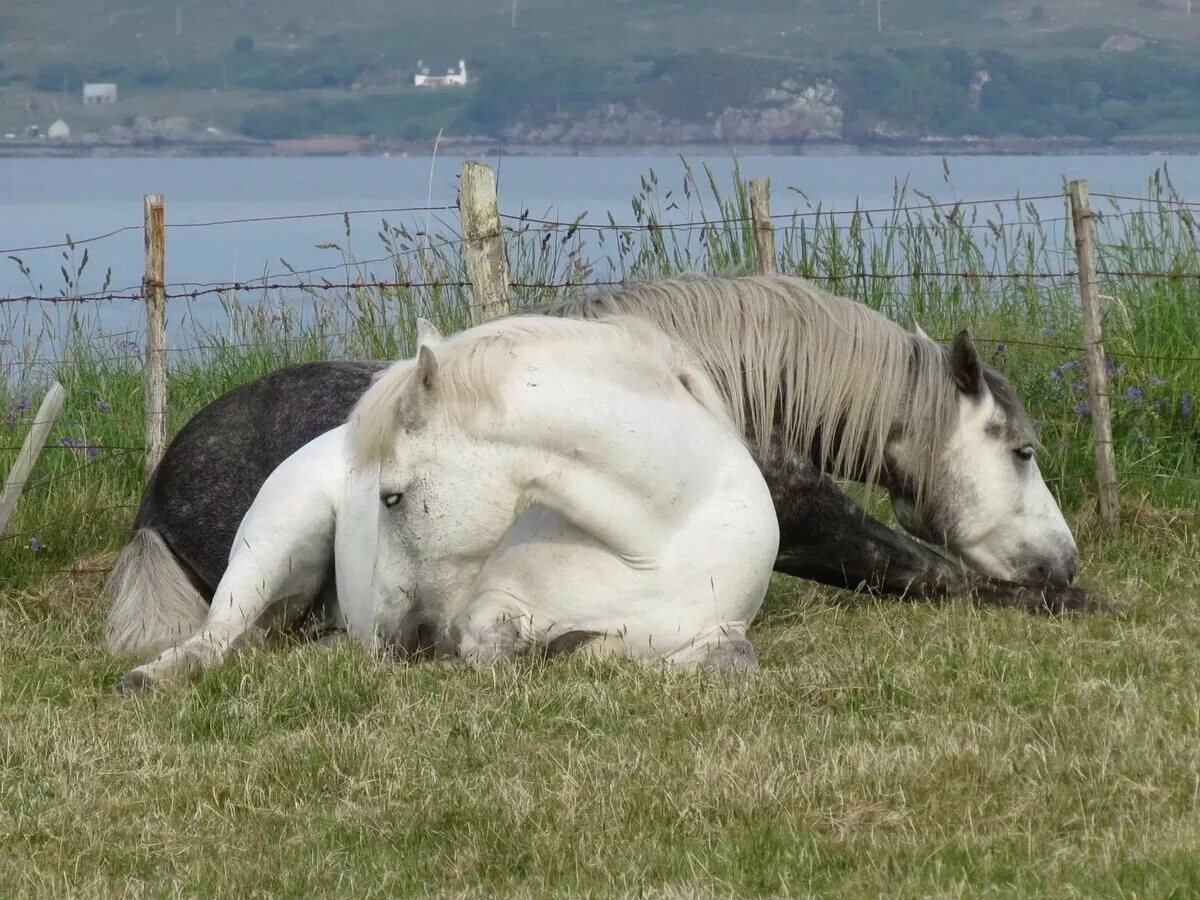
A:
[702, 637, 759, 673]
[116, 669, 155, 695]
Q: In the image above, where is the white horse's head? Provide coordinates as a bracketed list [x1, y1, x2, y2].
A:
[353, 324, 523, 655]
[885, 330, 1077, 588]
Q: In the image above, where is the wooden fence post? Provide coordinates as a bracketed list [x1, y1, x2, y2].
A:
[142, 192, 168, 482]
[749, 179, 776, 275]
[458, 161, 512, 323]
[1068, 179, 1119, 526]
[0, 382, 67, 538]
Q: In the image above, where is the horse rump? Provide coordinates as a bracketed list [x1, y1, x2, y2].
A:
[102, 528, 207, 658]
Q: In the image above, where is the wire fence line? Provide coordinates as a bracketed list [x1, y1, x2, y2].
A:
[15, 267, 1200, 306]
[3, 168, 1199, 565]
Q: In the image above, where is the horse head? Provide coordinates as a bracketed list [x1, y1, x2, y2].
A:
[885, 330, 1078, 589]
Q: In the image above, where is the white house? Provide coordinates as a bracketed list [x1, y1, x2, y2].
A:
[47, 119, 71, 139]
[414, 60, 468, 88]
[83, 83, 118, 105]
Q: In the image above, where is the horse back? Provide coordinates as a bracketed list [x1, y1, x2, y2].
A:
[134, 360, 387, 596]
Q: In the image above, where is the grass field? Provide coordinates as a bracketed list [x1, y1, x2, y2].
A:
[1, 163, 1198, 895]
[2, 514, 1198, 896]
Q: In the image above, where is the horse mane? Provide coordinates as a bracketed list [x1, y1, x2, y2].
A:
[540, 274, 965, 493]
[349, 314, 736, 464]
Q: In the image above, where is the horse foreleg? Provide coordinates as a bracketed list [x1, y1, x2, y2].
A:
[453, 591, 531, 667]
[765, 455, 964, 598]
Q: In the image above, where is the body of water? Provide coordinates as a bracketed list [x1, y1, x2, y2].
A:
[0, 153, 1196, 344]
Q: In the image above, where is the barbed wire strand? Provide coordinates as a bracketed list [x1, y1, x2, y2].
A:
[167, 205, 457, 229]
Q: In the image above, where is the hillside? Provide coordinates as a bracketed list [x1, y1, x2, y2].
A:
[3, 0, 1200, 148]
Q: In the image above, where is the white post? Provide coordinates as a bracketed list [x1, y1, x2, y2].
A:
[0, 382, 67, 538]
[459, 161, 513, 323]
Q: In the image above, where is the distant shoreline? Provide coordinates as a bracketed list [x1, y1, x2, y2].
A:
[3, 134, 1200, 159]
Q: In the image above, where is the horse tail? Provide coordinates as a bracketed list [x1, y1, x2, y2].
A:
[102, 528, 207, 658]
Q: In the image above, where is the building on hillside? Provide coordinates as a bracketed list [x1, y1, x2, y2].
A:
[47, 119, 71, 139]
[82, 83, 118, 105]
[414, 60, 468, 88]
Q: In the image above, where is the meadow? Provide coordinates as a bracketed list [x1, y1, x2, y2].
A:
[1, 163, 1198, 896]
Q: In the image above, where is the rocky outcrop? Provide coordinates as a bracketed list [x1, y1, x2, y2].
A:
[1100, 34, 1147, 52]
[713, 81, 842, 142]
[502, 80, 843, 145]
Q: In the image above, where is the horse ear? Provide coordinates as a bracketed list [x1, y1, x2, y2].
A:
[909, 316, 931, 341]
[415, 318, 443, 349]
[950, 329, 983, 396]
[398, 344, 440, 425]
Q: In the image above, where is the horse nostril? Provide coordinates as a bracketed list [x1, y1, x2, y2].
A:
[1030, 559, 1074, 589]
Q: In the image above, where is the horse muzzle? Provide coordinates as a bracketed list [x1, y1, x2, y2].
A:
[1018, 541, 1078, 589]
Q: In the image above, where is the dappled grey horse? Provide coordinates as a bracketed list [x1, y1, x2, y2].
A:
[105, 275, 1103, 658]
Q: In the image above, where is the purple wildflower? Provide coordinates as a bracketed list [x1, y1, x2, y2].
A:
[117, 340, 142, 359]
[1125, 385, 1143, 403]
[1132, 434, 1150, 447]
[85, 446, 100, 461]
[30, 536, 41, 553]
[1182, 394, 1193, 420]
[95, 398, 112, 414]
[1149, 375, 1167, 387]
[58, 437, 85, 450]
[1075, 401, 1090, 418]
[1105, 358, 1114, 378]
[1049, 370, 1062, 383]
[1060, 362, 1077, 372]
[5, 394, 30, 424]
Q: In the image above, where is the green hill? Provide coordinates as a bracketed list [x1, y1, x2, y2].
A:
[3, 0, 1200, 144]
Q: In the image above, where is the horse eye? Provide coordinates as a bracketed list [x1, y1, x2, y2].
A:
[1014, 445, 1035, 462]
[381, 493, 403, 509]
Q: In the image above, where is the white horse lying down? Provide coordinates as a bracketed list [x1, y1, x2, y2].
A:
[119, 316, 778, 690]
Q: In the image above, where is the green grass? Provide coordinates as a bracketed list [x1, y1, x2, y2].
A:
[1, 519, 1197, 895]
[1, 161, 1198, 895]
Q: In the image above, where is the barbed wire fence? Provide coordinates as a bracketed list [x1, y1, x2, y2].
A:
[2, 160, 1198, 577]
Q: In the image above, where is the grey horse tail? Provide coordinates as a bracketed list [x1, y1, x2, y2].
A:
[102, 528, 207, 658]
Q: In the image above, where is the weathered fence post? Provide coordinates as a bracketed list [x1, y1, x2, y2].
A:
[749, 178, 776, 275]
[458, 161, 512, 323]
[142, 192, 168, 482]
[0, 382, 66, 538]
[1068, 179, 1119, 526]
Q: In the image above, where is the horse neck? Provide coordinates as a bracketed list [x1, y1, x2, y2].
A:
[770, 329, 944, 489]
[478, 357, 733, 541]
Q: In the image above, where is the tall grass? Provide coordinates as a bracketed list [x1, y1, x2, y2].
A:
[2, 162, 1197, 586]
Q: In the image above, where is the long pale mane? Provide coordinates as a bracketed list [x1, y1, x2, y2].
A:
[349, 314, 735, 464]
[541, 274, 961, 493]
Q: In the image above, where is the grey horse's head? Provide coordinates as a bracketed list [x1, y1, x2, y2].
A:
[885, 331, 1077, 588]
